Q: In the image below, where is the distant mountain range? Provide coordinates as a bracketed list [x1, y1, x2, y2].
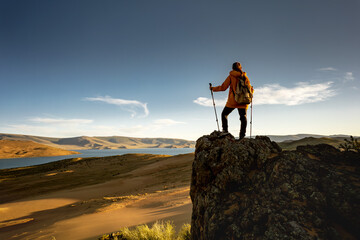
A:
[266, 134, 355, 143]
[268, 134, 357, 151]
[0, 133, 195, 150]
[0, 133, 356, 151]
[277, 137, 345, 151]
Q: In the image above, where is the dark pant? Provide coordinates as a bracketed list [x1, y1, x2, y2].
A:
[221, 107, 247, 138]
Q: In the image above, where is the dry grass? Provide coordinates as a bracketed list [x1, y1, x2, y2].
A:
[0, 139, 79, 159]
[0, 153, 189, 203]
[99, 221, 191, 240]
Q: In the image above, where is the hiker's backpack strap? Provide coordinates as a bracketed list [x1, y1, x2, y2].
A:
[229, 77, 238, 98]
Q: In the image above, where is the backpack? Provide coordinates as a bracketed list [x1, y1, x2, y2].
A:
[231, 77, 253, 104]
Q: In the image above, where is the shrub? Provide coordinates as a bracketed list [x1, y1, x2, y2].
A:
[339, 136, 359, 152]
[176, 224, 191, 240]
[99, 221, 191, 240]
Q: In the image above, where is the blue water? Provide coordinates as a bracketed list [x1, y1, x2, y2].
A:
[0, 148, 195, 170]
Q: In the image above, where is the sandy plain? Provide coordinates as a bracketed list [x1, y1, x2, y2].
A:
[0, 153, 194, 240]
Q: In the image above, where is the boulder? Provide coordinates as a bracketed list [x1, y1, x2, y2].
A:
[190, 131, 360, 240]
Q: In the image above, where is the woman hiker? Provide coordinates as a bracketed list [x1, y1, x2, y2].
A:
[210, 62, 254, 139]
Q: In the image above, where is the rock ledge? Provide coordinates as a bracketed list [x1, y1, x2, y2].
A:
[190, 131, 360, 240]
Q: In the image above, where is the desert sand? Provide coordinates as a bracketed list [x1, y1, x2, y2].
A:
[0, 140, 80, 159]
[0, 153, 194, 240]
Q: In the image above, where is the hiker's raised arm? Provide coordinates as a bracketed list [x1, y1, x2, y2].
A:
[212, 76, 230, 92]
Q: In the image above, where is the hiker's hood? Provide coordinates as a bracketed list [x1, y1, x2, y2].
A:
[229, 70, 247, 78]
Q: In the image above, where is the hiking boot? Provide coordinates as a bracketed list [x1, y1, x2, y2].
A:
[220, 131, 230, 136]
[239, 133, 245, 140]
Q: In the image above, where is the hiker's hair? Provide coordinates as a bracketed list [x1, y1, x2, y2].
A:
[232, 62, 248, 80]
[232, 62, 242, 72]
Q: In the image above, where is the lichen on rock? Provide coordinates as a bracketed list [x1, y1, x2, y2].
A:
[190, 131, 360, 240]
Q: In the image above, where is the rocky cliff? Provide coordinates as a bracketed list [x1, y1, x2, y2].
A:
[190, 131, 360, 240]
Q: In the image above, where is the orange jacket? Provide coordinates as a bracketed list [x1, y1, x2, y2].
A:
[212, 70, 254, 109]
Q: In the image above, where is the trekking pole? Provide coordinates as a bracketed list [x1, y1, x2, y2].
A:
[250, 102, 253, 138]
[209, 83, 220, 131]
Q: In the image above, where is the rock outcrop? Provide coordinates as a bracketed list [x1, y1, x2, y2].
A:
[190, 131, 360, 240]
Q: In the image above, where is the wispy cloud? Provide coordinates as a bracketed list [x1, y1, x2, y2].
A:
[84, 96, 149, 117]
[317, 67, 337, 71]
[343, 72, 355, 82]
[317, 67, 355, 83]
[194, 82, 336, 107]
[153, 119, 185, 126]
[2, 117, 186, 138]
[5, 117, 95, 137]
[4, 124, 120, 137]
[4, 124, 58, 136]
[116, 119, 186, 136]
[30, 117, 93, 124]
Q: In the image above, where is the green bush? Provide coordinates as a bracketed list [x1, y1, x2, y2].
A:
[99, 221, 191, 240]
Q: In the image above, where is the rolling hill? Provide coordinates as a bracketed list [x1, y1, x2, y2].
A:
[0, 140, 80, 159]
[0, 133, 195, 150]
[0, 133, 355, 152]
[266, 134, 355, 142]
[277, 137, 346, 151]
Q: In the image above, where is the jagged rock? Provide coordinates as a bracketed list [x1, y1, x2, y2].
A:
[190, 131, 360, 240]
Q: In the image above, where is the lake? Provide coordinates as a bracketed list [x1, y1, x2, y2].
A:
[0, 148, 195, 170]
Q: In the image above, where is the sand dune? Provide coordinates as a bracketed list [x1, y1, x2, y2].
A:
[0, 140, 80, 159]
[0, 153, 194, 240]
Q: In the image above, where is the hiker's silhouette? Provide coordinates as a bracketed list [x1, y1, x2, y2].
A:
[210, 62, 254, 139]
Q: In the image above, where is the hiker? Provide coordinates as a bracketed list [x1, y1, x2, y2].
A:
[210, 62, 254, 139]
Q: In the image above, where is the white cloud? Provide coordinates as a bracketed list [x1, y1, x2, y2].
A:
[84, 96, 149, 117]
[254, 82, 336, 105]
[194, 82, 336, 107]
[3, 124, 120, 137]
[30, 117, 93, 124]
[116, 119, 186, 136]
[4, 124, 58, 136]
[193, 97, 226, 107]
[317, 67, 337, 71]
[343, 72, 355, 82]
[153, 119, 185, 126]
[3, 118, 95, 136]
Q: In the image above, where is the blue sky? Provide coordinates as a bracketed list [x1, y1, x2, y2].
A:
[0, 0, 359, 140]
